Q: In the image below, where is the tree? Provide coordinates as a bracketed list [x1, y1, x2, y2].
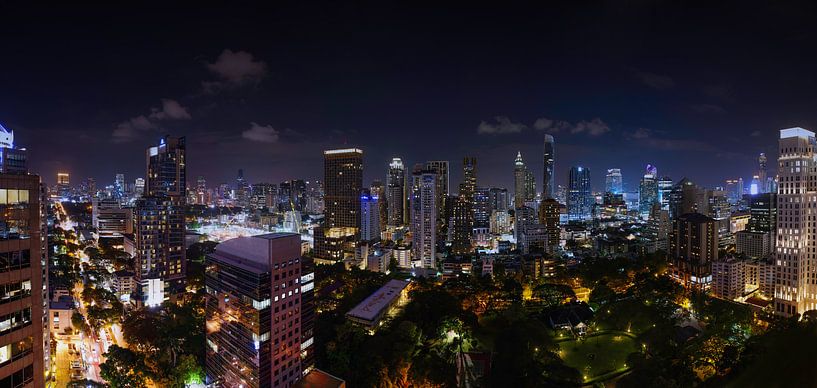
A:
[71, 311, 89, 335]
[100, 345, 150, 387]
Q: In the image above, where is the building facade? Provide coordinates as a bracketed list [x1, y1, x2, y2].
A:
[567, 166, 592, 221]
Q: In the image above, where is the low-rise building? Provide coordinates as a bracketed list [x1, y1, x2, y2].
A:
[112, 270, 136, 300]
[346, 279, 410, 332]
[49, 296, 75, 335]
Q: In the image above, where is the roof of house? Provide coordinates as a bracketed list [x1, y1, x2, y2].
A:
[346, 279, 409, 322]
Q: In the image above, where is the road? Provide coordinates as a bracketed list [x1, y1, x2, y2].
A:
[54, 201, 106, 385]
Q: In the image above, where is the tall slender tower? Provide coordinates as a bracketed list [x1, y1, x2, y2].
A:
[411, 168, 437, 268]
[543, 134, 555, 199]
[774, 127, 817, 316]
[567, 166, 592, 221]
[386, 158, 406, 226]
[758, 152, 768, 193]
[137, 135, 187, 300]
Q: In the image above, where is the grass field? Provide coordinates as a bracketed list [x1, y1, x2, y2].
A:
[558, 332, 638, 381]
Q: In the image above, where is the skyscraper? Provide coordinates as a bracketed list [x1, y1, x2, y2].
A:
[460, 157, 477, 202]
[425, 160, 449, 236]
[543, 134, 555, 199]
[0, 123, 27, 174]
[605, 168, 623, 195]
[0, 172, 48, 387]
[774, 127, 817, 316]
[658, 176, 673, 211]
[639, 164, 659, 218]
[758, 152, 768, 193]
[369, 180, 387, 233]
[473, 187, 491, 228]
[410, 168, 437, 268]
[514, 152, 527, 208]
[137, 135, 187, 299]
[669, 213, 718, 290]
[567, 166, 592, 221]
[539, 198, 561, 253]
[360, 189, 380, 242]
[205, 233, 314, 387]
[315, 148, 363, 260]
[386, 158, 406, 226]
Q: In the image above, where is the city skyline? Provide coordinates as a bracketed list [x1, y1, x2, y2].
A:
[2, 3, 811, 190]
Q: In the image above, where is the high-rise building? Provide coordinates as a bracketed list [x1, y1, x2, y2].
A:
[205, 233, 314, 388]
[647, 202, 670, 252]
[137, 135, 187, 299]
[488, 187, 509, 212]
[473, 187, 491, 228]
[449, 196, 472, 255]
[539, 198, 561, 252]
[386, 158, 406, 226]
[669, 178, 702, 219]
[0, 124, 26, 174]
[134, 177, 145, 196]
[315, 148, 363, 260]
[0, 172, 48, 386]
[543, 134, 555, 199]
[605, 168, 623, 195]
[658, 176, 673, 210]
[567, 166, 592, 221]
[758, 152, 768, 193]
[460, 157, 477, 203]
[410, 169, 437, 268]
[513, 152, 536, 208]
[425, 161, 449, 235]
[639, 164, 659, 218]
[774, 127, 817, 316]
[56, 172, 70, 197]
[360, 189, 380, 242]
[235, 169, 250, 208]
[115, 173, 125, 198]
[369, 180, 387, 233]
[669, 212, 718, 290]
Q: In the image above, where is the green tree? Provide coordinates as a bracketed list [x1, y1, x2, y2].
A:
[100, 345, 150, 387]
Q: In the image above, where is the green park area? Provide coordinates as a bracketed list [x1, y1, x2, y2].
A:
[558, 332, 639, 382]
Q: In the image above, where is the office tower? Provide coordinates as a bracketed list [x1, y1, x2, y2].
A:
[513, 152, 536, 208]
[449, 196, 472, 255]
[658, 176, 673, 210]
[205, 233, 314, 388]
[425, 161, 449, 235]
[543, 134, 555, 199]
[639, 165, 659, 218]
[315, 148, 363, 260]
[410, 169, 437, 268]
[195, 176, 207, 205]
[488, 188, 509, 212]
[774, 127, 817, 316]
[460, 157, 477, 210]
[669, 178, 702, 219]
[0, 171, 49, 387]
[539, 198, 561, 252]
[758, 152, 768, 193]
[134, 177, 145, 196]
[0, 124, 26, 174]
[605, 168, 623, 195]
[369, 180, 387, 232]
[305, 180, 324, 215]
[56, 172, 70, 197]
[514, 205, 537, 246]
[235, 169, 250, 208]
[360, 189, 380, 242]
[725, 179, 741, 204]
[250, 183, 275, 210]
[750, 175, 761, 195]
[647, 202, 670, 252]
[669, 213, 718, 290]
[138, 135, 187, 299]
[386, 158, 406, 226]
[567, 166, 592, 221]
[115, 173, 125, 198]
[473, 187, 491, 228]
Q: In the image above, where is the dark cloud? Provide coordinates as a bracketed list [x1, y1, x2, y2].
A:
[204, 49, 268, 93]
[635, 71, 675, 90]
[477, 116, 527, 134]
[149, 99, 192, 120]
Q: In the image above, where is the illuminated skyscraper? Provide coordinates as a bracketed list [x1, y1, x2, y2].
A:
[543, 134, 555, 199]
[360, 189, 380, 242]
[567, 166, 592, 221]
[658, 176, 673, 211]
[539, 198, 561, 252]
[774, 127, 817, 316]
[514, 152, 535, 208]
[315, 148, 363, 260]
[137, 135, 187, 300]
[605, 168, 623, 195]
[425, 160, 449, 235]
[758, 152, 768, 193]
[410, 168, 437, 268]
[386, 158, 406, 226]
[639, 165, 659, 218]
[0, 123, 26, 174]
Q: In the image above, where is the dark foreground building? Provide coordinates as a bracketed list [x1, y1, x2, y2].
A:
[205, 233, 314, 388]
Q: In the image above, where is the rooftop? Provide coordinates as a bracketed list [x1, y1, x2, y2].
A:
[210, 232, 300, 273]
[780, 127, 815, 139]
[346, 279, 409, 322]
[293, 368, 346, 388]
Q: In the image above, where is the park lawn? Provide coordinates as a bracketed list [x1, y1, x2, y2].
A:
[559, 333, 638, 381]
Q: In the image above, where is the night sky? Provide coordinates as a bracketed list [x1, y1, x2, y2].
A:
[3, 2, 817, 191]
